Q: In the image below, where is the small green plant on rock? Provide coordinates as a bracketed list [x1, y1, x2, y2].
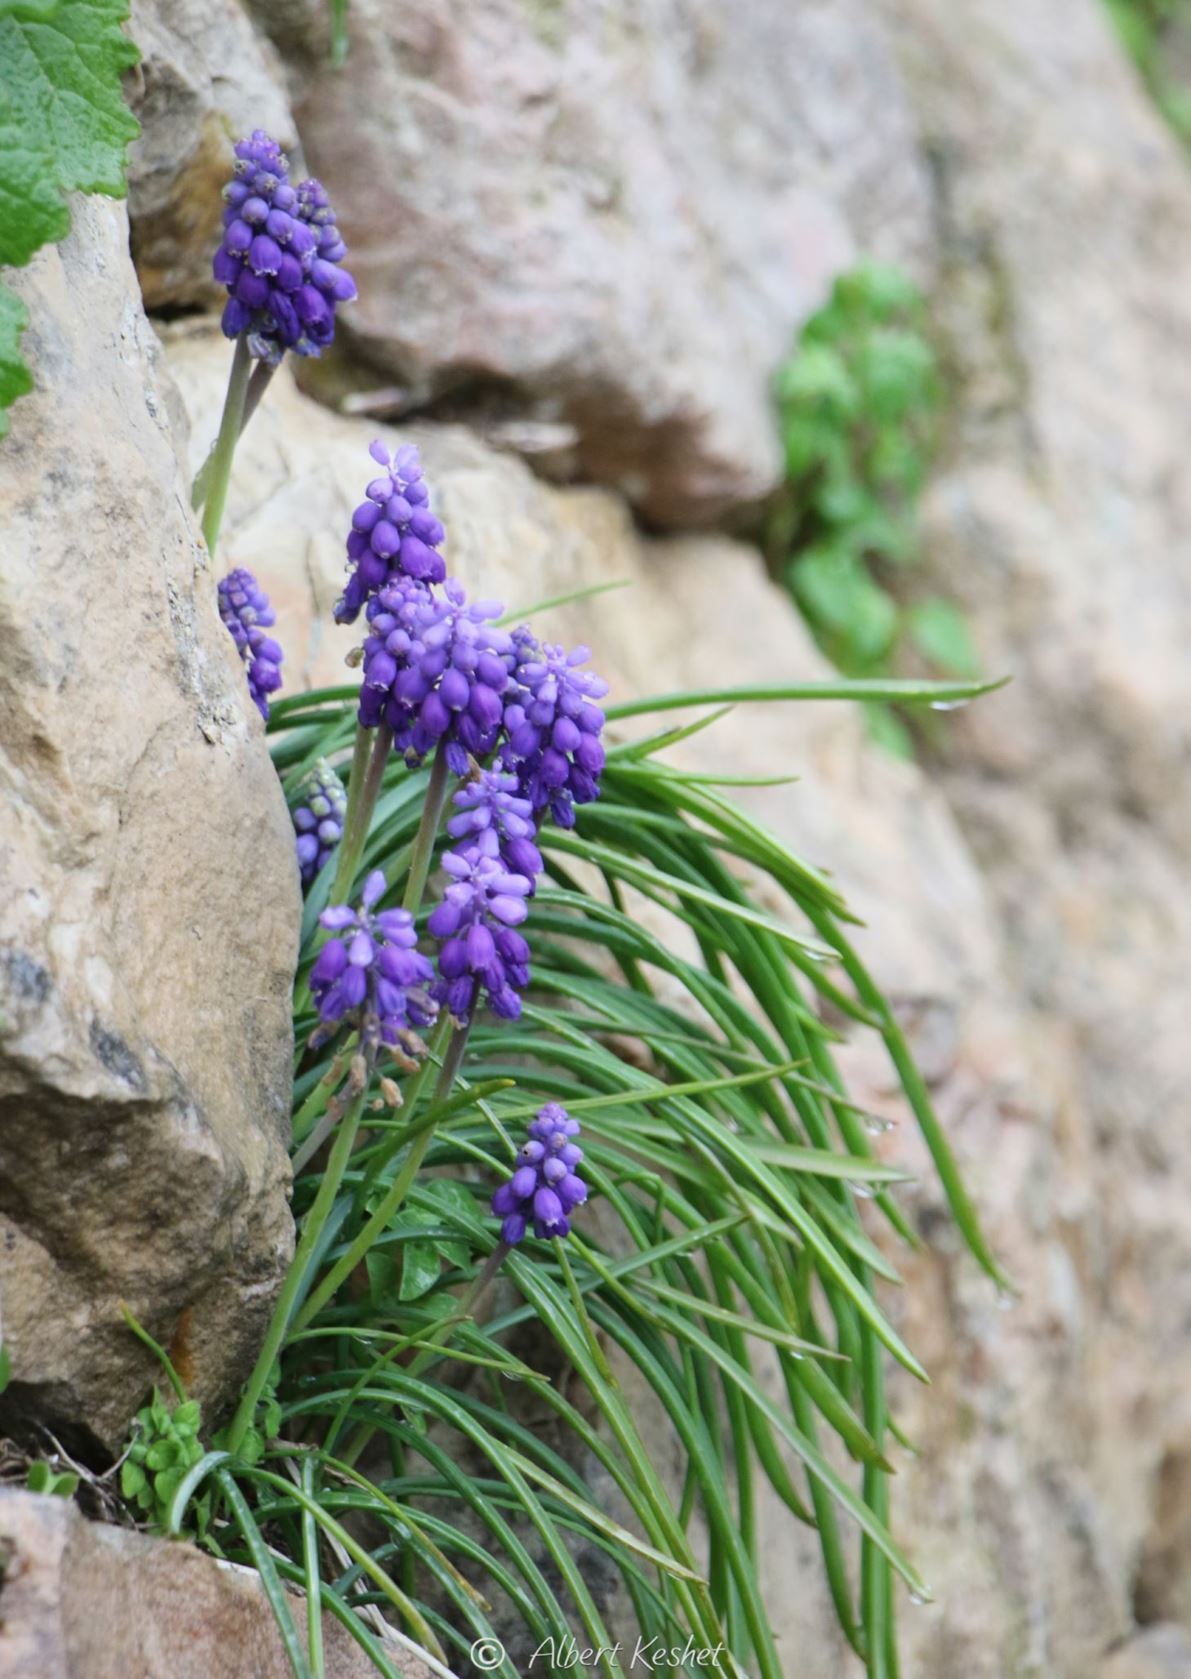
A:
[769, 261, 978, 753]
[1105, 0, 1191, 146]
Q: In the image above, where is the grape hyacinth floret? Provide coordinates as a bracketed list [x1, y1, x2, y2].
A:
[428, 848, 533, 1023]
[214, 130, 356, 365]
[502, 630, 608, 827]
[309, 870, 437, 1050]
[292, 758, 347, 886]
[336, 440, 447, 625]
[447, 770, 544, 884]
[358, 579, 512, 774]
[492, 1104, 587, 1243]
[218, 568, 284, 719]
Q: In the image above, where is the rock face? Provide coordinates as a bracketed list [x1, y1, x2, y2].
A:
[244, 0, 932, 526]
[0, 201, 298, 1456]
[0, 1489, 432, 1679]
[125, 0, 296, 312]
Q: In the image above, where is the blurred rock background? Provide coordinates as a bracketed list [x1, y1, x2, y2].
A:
[3, 0, 1190, 1674]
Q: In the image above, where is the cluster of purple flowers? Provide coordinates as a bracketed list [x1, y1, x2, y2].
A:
[309, 870, 437, 1049]
[218, 568, 284, 719]
[292, 759, 347, 886]
[446, 770, 543, 883]
[427, 848, 533, 1022]
[502, 635, 608, 829]
[492, 1105, 587, 1243]
[214, 131, 356, 364]
[336, 441, 447, 625]
[333, 437, 608, 1030]
[358, 580, 511, 774]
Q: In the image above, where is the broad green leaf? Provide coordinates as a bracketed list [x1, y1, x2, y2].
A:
[0, 288, 32, 438]
[0, 0, 138, 434]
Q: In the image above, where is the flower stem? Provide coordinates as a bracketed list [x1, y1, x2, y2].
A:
[223, 1083, 367, 1457]
[330, 724, 390, 903]
[200, 333, 252, 561]
[402, 745, 451, 912]
[292, 1020, 471, 1335]
[191, 360, 277, 513]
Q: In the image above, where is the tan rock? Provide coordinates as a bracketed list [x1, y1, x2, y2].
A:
[1102, 1626, 1191, 1679]
[0, 1488, 435, 1679]
[125, 0, 297, 311]
[243, 0, 932, 525]
[0, 202, 298, 1456]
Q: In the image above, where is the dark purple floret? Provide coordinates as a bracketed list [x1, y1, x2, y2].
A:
[491, 1103, 587, 1243]
[501, 630, 608, 828]
[357, 578, 512, 774]
[214, 131, 356, 365]
[309, 869, 437, 1051]
[292, 757, 347, 886]
[427, 846, 533, 1023]
[218, 567, 284, 720]
[336, 440, 447, 625]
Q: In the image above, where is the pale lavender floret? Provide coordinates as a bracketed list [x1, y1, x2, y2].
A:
[501, 628, 608, 828]
[447, 769, 544, 884]
[309, 869, 437, 1049]
[427, 845, 533, 1024]
[335, 439, 447, 625]
[292, 757, 347, 886]
[214, 131, 356, 365]
[217, 567, 284, 720]
[357, 578, 512, 774]
[491, 1102, 587, 1243]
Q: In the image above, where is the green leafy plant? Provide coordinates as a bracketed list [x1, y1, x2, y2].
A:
[134, 657, 1001, 1679]
[1105, 0, 1191, 145]
[769, 262, 977, 753]
[26, 1458, 79, 1498]
[0, 0, 139, 438]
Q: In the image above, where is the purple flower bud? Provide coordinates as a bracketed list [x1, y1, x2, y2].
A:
[335, 442, 448, 625]
[429, 843, 535, 1024]
[291, 757, 347, 887]
[501, 628, 608, 828]
[490, 1105, 588, 1246]
[310, 873, 437, 1049]
[213, 132, 355, 365]
[218, 568, 284, 721]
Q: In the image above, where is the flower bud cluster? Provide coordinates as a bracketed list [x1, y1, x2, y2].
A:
[214, 131, 356, 365]
[217, 568, 284, 720]
[491, 1104, 588, 1243]
[292, 758, 347, 885]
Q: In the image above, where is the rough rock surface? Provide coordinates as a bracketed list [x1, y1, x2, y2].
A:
[125, 0, 296, 311]
[0, 1489, 432, 1679]
[244, 0, 932, 526]
[0, 202, 298, 1456]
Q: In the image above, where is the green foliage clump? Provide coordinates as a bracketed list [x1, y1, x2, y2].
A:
[120, 1389, 207, 1534]
[0, 0, 139, 438]
[770, 262, 977, 751]
[1105, 0, 1191, 145]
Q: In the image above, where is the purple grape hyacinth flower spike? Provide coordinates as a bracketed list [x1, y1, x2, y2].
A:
[218, 568, 284, 720]
[447, 770, 544, 885]
[336, 440, 447, 625]
[357, 579, 513, 774]
[428, 846, 534, 1023]
[502, 629, 608, 828]
[214, 131, 356, 365]
[309, 869, 437, 1051]
[492, 1103, 588, 1243]
[292, 758, 347, 886]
